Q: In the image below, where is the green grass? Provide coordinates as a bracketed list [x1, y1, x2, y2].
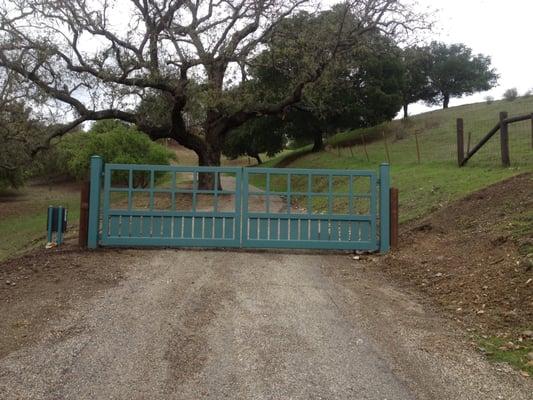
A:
[0, 185, 81, 261]
[260, 97, 532, 222]
[478, 336, 533, 376]
[327, 95, 533, 168]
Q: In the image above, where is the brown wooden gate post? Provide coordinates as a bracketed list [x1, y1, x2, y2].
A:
[456, 118, 464, 166]
[499, 111, 510, 167]
[390, 187, 399, 249]
[79, 181, 90, 248]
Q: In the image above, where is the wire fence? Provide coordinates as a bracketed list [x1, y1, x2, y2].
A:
[327, 96, 533, 168]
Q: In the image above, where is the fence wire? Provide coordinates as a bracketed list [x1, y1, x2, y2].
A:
[327, 96, 533, 168]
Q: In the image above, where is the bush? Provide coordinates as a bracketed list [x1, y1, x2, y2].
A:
[36, 121, 176, 184]
[484, 95, 494, 105]
[503, 88, 518, 101]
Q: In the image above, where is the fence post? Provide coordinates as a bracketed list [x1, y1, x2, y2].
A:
[79, 181, 90, 248]
[499, 112, 510, 167]
[390, 187, 399, 249]
[87, 155, 103, 249]
[379, 163, 390, 253]
[530, 113, 533, 149]
[456, 118, 464, 166]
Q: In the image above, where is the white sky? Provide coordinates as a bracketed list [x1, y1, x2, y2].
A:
[400, 0, 533, 115]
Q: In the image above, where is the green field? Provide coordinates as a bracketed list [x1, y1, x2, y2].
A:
[0, 184, 82, 261]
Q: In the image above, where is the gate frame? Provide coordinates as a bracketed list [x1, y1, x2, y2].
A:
[87, 155, 391, 253]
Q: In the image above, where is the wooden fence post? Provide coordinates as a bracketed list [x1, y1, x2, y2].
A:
[390, 187, 399, 249]
[530, 113, 533, 149]
[456, 118, 464, 166]
[500, 111, 510, 167]
[414, 131, 421, 164]
[379, 163, 390, 253]
[382, 131, 391, 164]
[361, 134, 370, 162]
[78, 181, 90, 248]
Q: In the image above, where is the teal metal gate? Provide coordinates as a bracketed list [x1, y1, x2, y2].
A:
[87, 156, 390, 252]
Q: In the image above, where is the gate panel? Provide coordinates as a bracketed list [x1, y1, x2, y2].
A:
[242, 168, 379, 251]
[88, 156, 389, 252]
[99, 164, 242, 248]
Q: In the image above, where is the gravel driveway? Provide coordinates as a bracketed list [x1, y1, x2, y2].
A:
[0, 249, 531, 399]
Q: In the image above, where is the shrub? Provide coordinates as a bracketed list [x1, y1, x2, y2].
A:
[36, 121, 176, 184]
[503, 88, 518, 101]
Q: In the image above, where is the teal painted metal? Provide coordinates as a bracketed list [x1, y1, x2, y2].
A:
[379, 163, 390, 253]
[47, 206, 53, 243]
[88, 156, 103, 249]
[242, 168, 378, 251]
[99, 163, 242, 248]
[89, 158, 390, 252]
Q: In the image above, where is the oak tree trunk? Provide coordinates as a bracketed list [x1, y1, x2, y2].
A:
[443, 93, 450, 109]
[312, 131, 324, 152]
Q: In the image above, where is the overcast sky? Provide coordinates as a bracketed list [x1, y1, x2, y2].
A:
[399, 0, 533, 115]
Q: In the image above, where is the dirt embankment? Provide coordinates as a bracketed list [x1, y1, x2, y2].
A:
[380, 173, 532, 335]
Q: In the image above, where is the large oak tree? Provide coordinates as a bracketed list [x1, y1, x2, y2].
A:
[0, 0, 421, 187]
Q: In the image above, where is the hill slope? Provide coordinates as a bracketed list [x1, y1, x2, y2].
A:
[264, 96, 533, 221]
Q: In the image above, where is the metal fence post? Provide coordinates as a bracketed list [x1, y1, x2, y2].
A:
[88, 155, 103, 249]
[379, 163, 390, 253]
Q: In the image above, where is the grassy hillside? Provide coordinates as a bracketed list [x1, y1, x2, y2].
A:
[263, 96, 533, 221]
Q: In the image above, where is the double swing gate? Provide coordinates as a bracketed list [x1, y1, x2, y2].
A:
[87, 156, 390, 252]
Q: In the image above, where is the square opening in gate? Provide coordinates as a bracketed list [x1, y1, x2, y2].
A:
[153, 192, 173, 210]
[131, 191, 151, 210]
[247, 194, 268, 213]
[332, 196, 350, 214]
[290, 174, 308, 192]
[174, 172, 194, 191]
[331, 176, 350, 193]
[195, 193, 215, 212]
[269, 174, 287, 193]
[309, 195, 328, 214]
[132, 170, 151, 189]
[353, 197, 371, 215]
[109, 191, 128, 209]
[247, 173, 267, 193]
[290, 195, 308, 214]
[312, 175, 329, 194]
[154, 171, 174, 189]
[110, 169, 129, 188]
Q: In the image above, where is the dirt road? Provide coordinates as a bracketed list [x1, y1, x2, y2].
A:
[0, 249, 531, 399]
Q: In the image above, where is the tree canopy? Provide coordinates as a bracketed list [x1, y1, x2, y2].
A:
[223, 10, 404, 159]
[426, 42, 498, 109]
[0, 0, 422, 187]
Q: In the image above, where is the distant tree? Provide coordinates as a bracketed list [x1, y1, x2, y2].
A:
[228, 11, 404, 155]
[503, 88, 518, 101]
[0, 70, 45, 189]
[484, 95, 495, 105]
[426, 42, 498, 109]
[399, 46, 435, 118]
